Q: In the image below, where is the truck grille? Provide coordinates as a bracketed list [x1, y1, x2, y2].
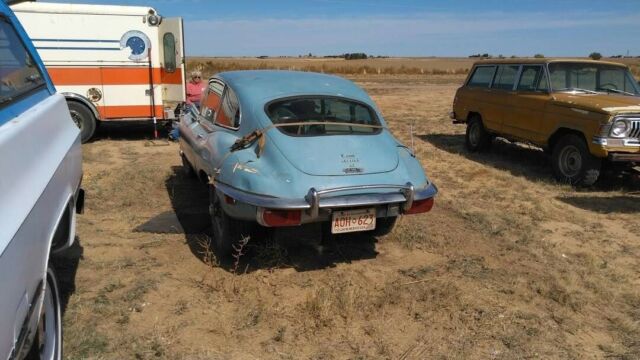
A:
[630, 120, 640, 139]
[615, 116, 640, 139]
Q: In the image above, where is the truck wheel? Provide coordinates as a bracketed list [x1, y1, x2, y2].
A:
[209, 187, 252, 258]
[372, 216, 397, 237]
[67, 101, 96, 143]
[465, 116, 492, 152]
[551, 134, 601, 186]
[25, 266, 63, 360]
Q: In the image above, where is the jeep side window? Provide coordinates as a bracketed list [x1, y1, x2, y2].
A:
[492, 65, 519, 90]
[517, 65, 548, 92]
[200, 80, 224, 124]
[467, 66, 496, 88]
[0, 17, 45, 105]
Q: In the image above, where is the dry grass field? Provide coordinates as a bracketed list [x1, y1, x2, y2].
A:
[57, 65, 640, 359]
[187, 56, 640, 78]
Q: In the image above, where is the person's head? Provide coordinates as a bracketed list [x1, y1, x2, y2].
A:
[191, 70, 202, 83]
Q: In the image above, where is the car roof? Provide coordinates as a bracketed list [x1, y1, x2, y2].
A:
[472, 58, 628, 68]
[215, 70, 372, 105]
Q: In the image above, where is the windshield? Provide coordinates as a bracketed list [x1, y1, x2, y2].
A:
[0, 17, 45, 106]
[548, 63, 640, 95]
[266, 96, 381, 136]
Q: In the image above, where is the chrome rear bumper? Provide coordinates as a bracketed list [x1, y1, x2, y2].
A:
[214, 181, 438, 219]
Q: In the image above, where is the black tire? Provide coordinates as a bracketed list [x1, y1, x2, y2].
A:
[209, 187, 252, 258]
[67, 101, 96, 143]
[181, 153, 196, 178]
[372, 216, 397, 237]
[25, 266, 63, 360]
[465, 116, 492, 152]
[551, 134, 601, 186]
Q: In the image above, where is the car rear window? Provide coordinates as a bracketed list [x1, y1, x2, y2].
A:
[467, 66, 496, 88]
[266, 97, 380, 136]
[0, 16, 45, 107]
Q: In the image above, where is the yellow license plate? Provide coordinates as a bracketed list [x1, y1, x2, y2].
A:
[331, 208, 376, 234]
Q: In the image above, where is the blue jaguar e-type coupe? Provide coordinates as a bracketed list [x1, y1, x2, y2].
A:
[179, 70, 437, 255]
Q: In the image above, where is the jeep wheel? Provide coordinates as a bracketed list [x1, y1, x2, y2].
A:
[551, 134, 601, 186]
[209, 187, 252, 258]
[465, 116, 492, 152]
[67, 101, 96, 143]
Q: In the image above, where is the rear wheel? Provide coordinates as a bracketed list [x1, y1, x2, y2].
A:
[181, 154, 196, 178]
[26, 266, 62, 360]
[372, 216, 397, 236]
[551, 134, 601, 186]
[67, 101, 96, 143]
[209, 187, 252, 258]
[465, 116, 492, 152]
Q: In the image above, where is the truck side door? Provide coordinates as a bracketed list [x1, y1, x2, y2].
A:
[510, 65, 551, 143]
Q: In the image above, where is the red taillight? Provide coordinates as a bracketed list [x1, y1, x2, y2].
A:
[259, 209, 302, 227]
[224, 194, 236, 205]
[405, 197, 434, 214]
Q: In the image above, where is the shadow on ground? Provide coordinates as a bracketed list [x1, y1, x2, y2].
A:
[557, 195, 640, 214]
[155, 166, 379, 273]
[52, 238, 83, 315]
[92, 120, 173, 142]
[421, 133, 640, 191]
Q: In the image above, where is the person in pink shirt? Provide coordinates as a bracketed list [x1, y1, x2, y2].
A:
[171, 70, 204, 140]
[186, 70, 204, 107]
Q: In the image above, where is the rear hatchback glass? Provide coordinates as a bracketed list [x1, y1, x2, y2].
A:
[266, 96, 381, 136]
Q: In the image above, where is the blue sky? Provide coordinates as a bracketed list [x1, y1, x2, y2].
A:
[48, 0, 640, 57]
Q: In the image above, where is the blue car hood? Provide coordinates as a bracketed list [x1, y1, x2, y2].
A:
[268, 131, 399, 176]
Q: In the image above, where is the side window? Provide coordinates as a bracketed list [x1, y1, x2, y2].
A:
[624, 74, 638, 94]
[200, 80, 224, 123]
[162, 33, 176, 73]
[492, 65, 519, 90]
[467, 66, 496, 88]
[537, 69, 549, 91]
[549, 67, 566, 90]
[517, 65, 548, 92]
[215, 86, 240, 129]
[0, 17, 45, 105]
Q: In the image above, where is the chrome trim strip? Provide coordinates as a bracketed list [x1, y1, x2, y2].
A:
[214, 181, 438, 218]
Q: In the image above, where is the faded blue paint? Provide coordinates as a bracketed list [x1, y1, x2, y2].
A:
[180, 70, 435, 222]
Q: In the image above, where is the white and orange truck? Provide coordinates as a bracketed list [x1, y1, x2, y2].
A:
[11, 1, 186, 142]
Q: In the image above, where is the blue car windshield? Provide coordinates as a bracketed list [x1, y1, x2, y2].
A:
[0, 17, 45, 106]
[266, 96, 381, 136]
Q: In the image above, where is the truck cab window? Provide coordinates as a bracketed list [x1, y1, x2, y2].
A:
[162, 32, 176, 73]
[0, 17, 44, 104]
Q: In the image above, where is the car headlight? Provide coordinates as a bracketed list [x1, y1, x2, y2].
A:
[611, 120, 629, 138]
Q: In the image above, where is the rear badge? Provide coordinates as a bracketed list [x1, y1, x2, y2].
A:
[343, 167, 364, 174]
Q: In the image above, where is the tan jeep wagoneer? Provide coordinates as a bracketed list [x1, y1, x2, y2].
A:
[452, 59, 640, 186]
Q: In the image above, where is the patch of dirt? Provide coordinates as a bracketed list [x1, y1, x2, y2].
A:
[59, 75, 640, 359]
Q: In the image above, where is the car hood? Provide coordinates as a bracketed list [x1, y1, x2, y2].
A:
[268, 131, 399, 176]
[552, 93, 640, 115]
